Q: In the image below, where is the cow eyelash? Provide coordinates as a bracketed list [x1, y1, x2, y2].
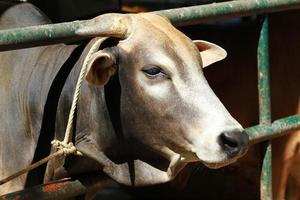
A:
[142, 66, 168, 79]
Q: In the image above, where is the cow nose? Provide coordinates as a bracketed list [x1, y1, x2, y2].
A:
[219, 130, 249, 157]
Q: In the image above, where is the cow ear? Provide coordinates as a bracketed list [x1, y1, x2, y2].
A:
[193, 40, 227, 68]
[85, 51, 117, 85]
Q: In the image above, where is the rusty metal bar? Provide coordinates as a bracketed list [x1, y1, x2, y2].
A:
[0, 0, 300, 50]
[0, 179, 86, 200]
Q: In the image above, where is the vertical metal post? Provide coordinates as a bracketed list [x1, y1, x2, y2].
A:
[258, 17, 271, 126]
[257, 16, 272, 200]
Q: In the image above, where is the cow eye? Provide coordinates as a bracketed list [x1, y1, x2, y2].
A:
[142, 66, 167, 79]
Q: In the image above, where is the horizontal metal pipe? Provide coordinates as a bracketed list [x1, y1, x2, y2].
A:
[153, 0, 300, 26]
[247, 115, 300, 144]
[0, 0, 300, 50]
[0, 179, 86, 200]
[0, 21, 83, 51]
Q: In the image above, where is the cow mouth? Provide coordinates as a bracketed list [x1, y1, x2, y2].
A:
[202, 158, 238, 169]
[193, 138, 249, 169]
[176, 152, 238, 170]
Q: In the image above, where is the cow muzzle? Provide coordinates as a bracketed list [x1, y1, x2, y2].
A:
[218, 129, 249, 158]
[192, 127, 249, 169]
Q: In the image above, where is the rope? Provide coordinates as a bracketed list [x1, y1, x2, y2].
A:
[62, 37, 102, 144]
[0, 150, 64, 185]
[0, 37, 104, 186]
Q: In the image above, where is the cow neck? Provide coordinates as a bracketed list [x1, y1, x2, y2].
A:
[26, 43, 87, 187]
[104, 72, 124, 140]
[74, 37, 123, 147]
[60, 38, 124, 174]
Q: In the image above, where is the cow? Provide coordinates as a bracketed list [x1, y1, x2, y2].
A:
[0, 3, 249, 196]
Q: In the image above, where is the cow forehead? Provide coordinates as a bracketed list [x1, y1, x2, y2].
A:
[138, 14, 194, 48]
[119, 13, 202, 68]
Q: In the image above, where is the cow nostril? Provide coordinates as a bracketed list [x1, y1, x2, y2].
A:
[220, 133, 239, 150]
[219, 130, 249, 157]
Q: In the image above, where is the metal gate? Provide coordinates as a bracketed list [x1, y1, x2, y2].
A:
[0, 0, 300, 199]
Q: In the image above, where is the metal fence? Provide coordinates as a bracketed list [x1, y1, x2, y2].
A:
[0, 0, 300, 199]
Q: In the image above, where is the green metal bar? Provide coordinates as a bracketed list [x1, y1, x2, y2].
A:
[0, 21, 82, 51]
[261, 144, 272, 200]
[257, 17, 271, 126]
[0, 179, 86, 200]
[154, 0, 300, 26]
[247, 115, 300, 144]
[1, 0, 300, 50]
[257, 17, 272, 200]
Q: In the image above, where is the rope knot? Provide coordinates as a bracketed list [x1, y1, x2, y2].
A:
[51, 140, 82, 156]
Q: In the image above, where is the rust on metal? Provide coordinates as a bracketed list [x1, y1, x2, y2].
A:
[0, 179, 86, 200]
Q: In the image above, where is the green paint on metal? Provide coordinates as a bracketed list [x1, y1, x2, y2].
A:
[0, 21, 81, 51]
[154, 0, 300, 26]
[272, 115, 300, 130]
[257, 17, 271, 126]
[247, 28, 299, 141]
[247, 115, 300, 144]
[261, 144, 272, 200]
[0, 179, 86, 200]
[257, 16, 272, 200]
[0, 0, 300, 50]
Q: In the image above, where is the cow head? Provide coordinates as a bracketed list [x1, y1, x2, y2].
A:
[75, 13, 249, 186]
